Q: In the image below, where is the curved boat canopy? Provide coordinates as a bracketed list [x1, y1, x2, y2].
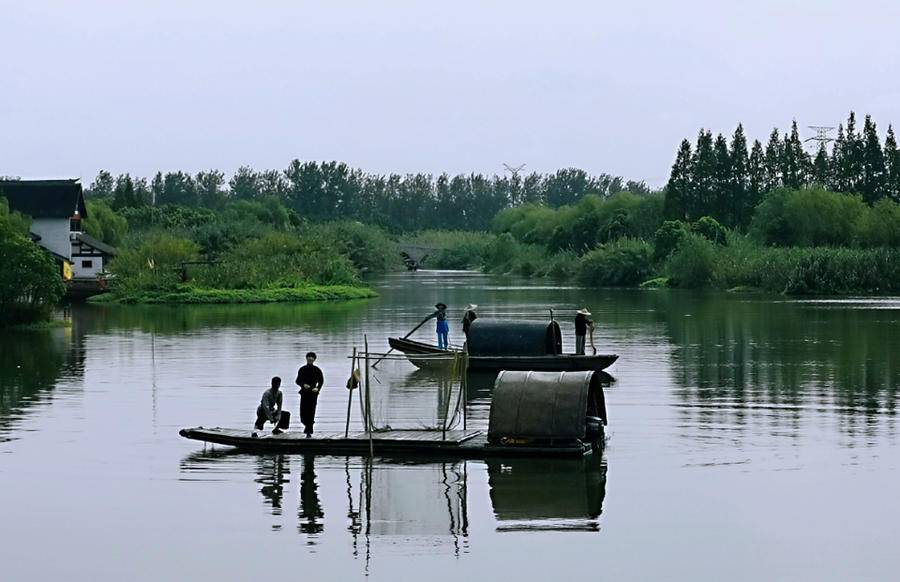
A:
[488, 370, 607, 443]
[467, 319, 562, 356]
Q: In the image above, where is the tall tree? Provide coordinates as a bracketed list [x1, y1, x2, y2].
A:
[196, 170, 226, 208]
[746, 139, 766, 225]
[664, 140, 693, 220]
[763, 128, 783, 192]
[885, 125, 900, 202]
[729, 124, 749, 227]
[860, 114, 887, 204]
[112, 174, 136, 210]
[842, 111, 863, 193]
[711, 133, 732, 224]
[829, 124, 848, 192]
[811, 143, 830, 187]
[780, 120, 809, 189]
[691, 130, 716, 220]
[88, 170, 114, 199]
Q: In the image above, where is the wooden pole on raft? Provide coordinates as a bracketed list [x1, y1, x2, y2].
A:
[462, 342, 469, 430]
[364, 335, 374, 457]
[372, 314, 432, 368]
[345, 347, 357, 438]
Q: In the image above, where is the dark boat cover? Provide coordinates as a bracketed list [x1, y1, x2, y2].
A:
[488, 370, 607, 443]
[466, 319, 562, 356]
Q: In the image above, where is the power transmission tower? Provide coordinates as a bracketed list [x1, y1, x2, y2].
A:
[804, 126, 836, 151]
[502, 163, 526, 180]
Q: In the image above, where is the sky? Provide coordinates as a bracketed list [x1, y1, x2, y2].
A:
[2, 1, 899, 187]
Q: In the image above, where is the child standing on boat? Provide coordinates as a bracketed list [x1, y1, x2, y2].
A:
[427, 303, 450, 349]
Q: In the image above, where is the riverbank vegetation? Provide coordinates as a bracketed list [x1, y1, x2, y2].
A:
[61, 109, 900, 301]
[0, 197, 65, 326]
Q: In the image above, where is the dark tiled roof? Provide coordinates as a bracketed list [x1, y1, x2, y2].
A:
[0, 179, 87, 219]
[75, 233, 117, 256]
[29, 232, 42, 242]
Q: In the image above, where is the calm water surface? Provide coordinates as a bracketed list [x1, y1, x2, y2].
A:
[2, 272, 899, 581]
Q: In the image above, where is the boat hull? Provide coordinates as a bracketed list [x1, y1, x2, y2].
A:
[387, 337, 618, 372]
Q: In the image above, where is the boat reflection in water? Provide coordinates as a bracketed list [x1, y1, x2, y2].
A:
[180, 449, 608, 554]
[488, 455, 607, 532]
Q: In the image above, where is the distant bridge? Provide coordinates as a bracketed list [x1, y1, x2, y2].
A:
[398, 244, 445, 271]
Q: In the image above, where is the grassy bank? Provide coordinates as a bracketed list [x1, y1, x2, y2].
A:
[89, 284, 377, 305]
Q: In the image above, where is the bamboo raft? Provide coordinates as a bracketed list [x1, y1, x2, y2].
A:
[178, 427, 595, 458]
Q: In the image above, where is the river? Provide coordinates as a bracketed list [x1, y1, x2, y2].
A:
[2, 271, 899, 581]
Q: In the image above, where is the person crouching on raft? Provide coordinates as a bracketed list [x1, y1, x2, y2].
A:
[296, 352, 324, 437]
[427, 303, 450, 349]
[255, 376, 289, 434]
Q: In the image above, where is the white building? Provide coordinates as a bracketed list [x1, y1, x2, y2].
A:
[1, 179, 116, 282]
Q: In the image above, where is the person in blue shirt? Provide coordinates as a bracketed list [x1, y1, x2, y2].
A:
[427, 303, 450, 349]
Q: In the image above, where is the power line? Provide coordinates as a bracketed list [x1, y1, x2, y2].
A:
[804, 126, 836, 151]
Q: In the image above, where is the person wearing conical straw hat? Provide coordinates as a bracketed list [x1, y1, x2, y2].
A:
[575, 308, 594, 355]
[461, 304, 478, 337]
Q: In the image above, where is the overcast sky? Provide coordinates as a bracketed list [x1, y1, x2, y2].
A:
[3, 1, 899, 186]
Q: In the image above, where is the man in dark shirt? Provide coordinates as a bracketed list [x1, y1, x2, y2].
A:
[296, 352, 325, 437]
[575, 308, 593, 355]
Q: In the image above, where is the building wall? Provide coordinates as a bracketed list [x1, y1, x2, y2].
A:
[30, 218, 71, 259]
[71, 256, 104, 279]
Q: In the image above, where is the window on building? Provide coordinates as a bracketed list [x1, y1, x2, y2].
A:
[81, 260, 93, 268]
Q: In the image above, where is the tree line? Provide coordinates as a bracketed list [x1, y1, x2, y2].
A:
[664, 112, 900, 228]
[87, 164, 649, 232]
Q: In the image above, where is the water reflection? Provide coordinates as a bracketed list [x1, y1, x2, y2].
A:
[0, 322, 85, 440]
[488, 455, 607, 532]
[649, 291, 900, 439]
[180, 450, 608, 550]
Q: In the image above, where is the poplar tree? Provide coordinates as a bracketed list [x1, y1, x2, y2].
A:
[885, 125, 900, 202]
[691, 130, 716, 220]
[843, 112, 863, 193]
[812, 144, 830, 187]
[712, 133, 732, 224]
[763, 129, 783, 192]
[746, 139, 766, 225]
[830, 124, 848, 192]
[860, 114, 887, 204]
[781, 120, 809, 189]
[729, 124, 749, 227]
[664, 139, 693, 220]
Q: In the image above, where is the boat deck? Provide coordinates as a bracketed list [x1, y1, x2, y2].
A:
[179, 427, 594, 458]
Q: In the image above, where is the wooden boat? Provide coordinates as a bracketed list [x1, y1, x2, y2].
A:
[388, 319, 618, 372]
[388, 337, 617, 371]
[181, 371, 608, 459]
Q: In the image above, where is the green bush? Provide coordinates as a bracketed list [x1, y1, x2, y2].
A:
[751, 188, 866, 247]
[108, 234, 201, 294]
[309, 221, 395, 273]
[653, 220, 690, 261]
[857, 198, 900, 247]
[83, 200, 128, 246]
[692, 216, 728, 245]
[665, 233, 717, 288]
[577, 238, 654, 286]
[0, 201, 65, 326]
[407, 230, 495, 269]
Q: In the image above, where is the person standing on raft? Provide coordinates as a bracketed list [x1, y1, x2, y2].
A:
[255, 376, 289, 434]
[426, 303, 450, 349]
[296, 352, 324, 437]
[575, 308, 594, 355]
[462, 304, 478, 337]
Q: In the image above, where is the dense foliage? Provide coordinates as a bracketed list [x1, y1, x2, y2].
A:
[665, 112, 900, 227]
[0, 198, 65, 325]
[85, 165, 648, 232]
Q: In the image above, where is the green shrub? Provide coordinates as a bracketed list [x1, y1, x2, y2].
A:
[857, 198, 900, 247]
[751, 188, 866, 247]
[665, 233, 717, 288]
[108, 234, 201, 294]
[653, 220, 690, 261]
[0, 203, 66, 325]
[577, 238, 654, 286]
[692, 216, 728, 245]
